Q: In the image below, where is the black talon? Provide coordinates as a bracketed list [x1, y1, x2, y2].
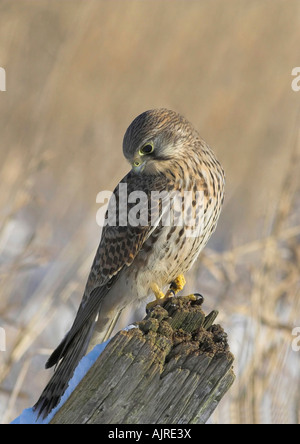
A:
[193, 293, 204, 305]
[169, 281, 177, 291]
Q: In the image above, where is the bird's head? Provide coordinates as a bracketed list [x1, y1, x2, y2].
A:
[123, 108, 200, 175]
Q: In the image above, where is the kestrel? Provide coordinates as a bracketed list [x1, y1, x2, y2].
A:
[34, 108, 225, 418]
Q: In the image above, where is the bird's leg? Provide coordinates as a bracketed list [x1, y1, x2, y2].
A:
[165, 274, 186, 298]
[165, 274, 198, 302]
[146, 283, 169, 312]
[168, 275, 204, 303]
[146, 274, 187, 312]
[146, 283, 167, 312]
[151, 283, 166, 300]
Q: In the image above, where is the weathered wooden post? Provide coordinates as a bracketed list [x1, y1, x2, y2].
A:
[51, 296, 235, 424]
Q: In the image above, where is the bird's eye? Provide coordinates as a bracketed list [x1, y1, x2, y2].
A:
[139, 143, 154, 156]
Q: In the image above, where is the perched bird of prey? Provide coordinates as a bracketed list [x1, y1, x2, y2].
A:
[34, 108, 225, 418]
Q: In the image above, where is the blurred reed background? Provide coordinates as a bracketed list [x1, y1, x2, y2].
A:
[0, 0, 299, 424]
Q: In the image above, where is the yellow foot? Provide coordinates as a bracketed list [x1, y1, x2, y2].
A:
[165, 274, 186, 298]
[151, 283, 166, 300]
[146, 275, 187, 312]
[146, 283, 167, 312]
[179, 294, 197, 302]
[179, 293, 204, 305]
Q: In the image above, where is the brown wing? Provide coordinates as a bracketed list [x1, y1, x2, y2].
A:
[46, 170, 168, 366]
[86, 170, 169, 290]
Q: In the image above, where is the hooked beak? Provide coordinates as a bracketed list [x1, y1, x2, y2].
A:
[132, 156, 146, 173]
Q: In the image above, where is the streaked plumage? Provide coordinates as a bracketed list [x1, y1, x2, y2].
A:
[34, 108, 225, 418]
